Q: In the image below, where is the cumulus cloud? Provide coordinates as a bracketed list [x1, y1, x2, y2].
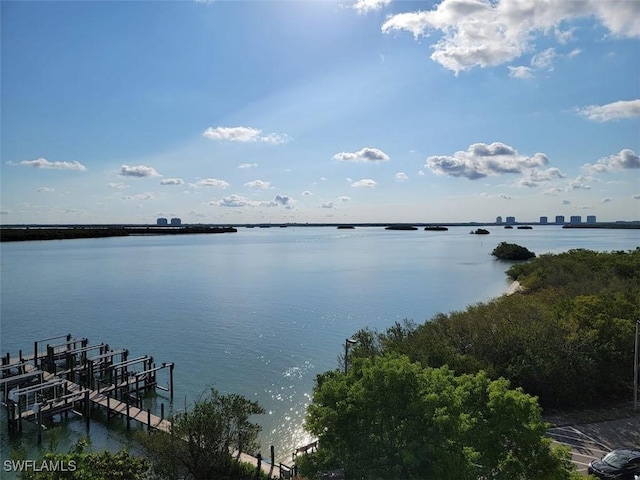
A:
[320, 202, 335, 209]
[245, 180, 271, 189]
[351, 179, 377, 188]
[271, 194, 294, 209]
[395, 172, 409, 181]
[195, 178, 230, 188]
[302, 191, 313, 196]
[160, 178, 184, 185]
[583, 149, 640, 173]
[499, 193, 512, 199]
[107, 182, 128, 189]
[333, 147, 389, 163]
[576, 99, 640, 122]
[120, 165, 161, 178]
[9, 158, 87, 171]
[567, 175, 593, 190]
[381, 0, 640, 74]
[353, 0, 391, 14]
[517, 167, 565, 187]
[37, 187, 54, 193]
[203, 126, 290, 144]
[215, 194, 252, 208]
[426, 142, 548, 180]
[238, 163, 258, 169]
[338, 196, 351, 202]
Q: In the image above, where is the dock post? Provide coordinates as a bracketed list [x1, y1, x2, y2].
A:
[106, 395, 110, 420]
[161, 403, 164, 420]
[147, 408, 151, 433]
[34, 341, 38, 368]
[135, 374, 140, 408]
[84, 390, 90, 431]
[19, 350, 22, 362]
[169, 363, 174, 399]
[271, 445, 275, 466]
[37, 407, 42, 446]
[126, 399, 130, 430]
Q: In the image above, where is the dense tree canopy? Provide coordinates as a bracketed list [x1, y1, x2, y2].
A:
[299, 355, 580, 480]
[491, 242, 535, 260]
[141, 388, 267, 480]
[344, 249, 640, 409]
[17, 439, 148, 480]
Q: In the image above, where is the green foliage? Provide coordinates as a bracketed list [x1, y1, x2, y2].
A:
[346, 249, 640, 409]
[492, 242, 536, 260]
[17, 439, 148, 480]
[140, 387, 266, 480]
[301, 355, 580, 480]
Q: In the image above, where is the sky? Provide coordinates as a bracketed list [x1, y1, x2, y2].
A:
[1, 0, 639, 225]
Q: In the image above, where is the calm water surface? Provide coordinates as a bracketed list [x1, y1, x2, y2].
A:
[1, 226, 638, 464]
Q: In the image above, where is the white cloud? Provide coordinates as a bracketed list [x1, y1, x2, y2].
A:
[320, 202, 335, 209]
[381, 0, 640, 74]
[338, 196, 351, 202]
[567, 175, 593, 190]
[508, 66, 533, 79]
[302, 191, 313, 196]
[271, 194, 294, 209]
[531, 47, 557, 70]
[238, 163, 258, 169]
[160, 178, 184, 185]
[562, 199, 572, 205]
[583, 149, 640, 173]
[353, 0, 391, 14]
[333, 147, 389, 163]
[195, 178, 230, 188]
[107, 182, 129, 189]
[517, 167, 565, 187]
[203, 126, 290, 144]
[36, 187, 54, 193]
[245, 180, 271, 189]
[215, 194, 253, 208]
[395, 172, 409, 181]
[426, 142, 548, 180]
[351, 178, 377, 188]
[122, 192, 155, 201]
[633, 195, 640, 200]
[499, 193, 512, 199]
[576, 99, 640, 122]
[601, 198, 612, 203]
[120, 165, 161, 178]
[10, 158, 87, 171]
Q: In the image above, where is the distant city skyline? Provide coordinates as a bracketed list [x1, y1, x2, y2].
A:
[1, 0, 639, 224]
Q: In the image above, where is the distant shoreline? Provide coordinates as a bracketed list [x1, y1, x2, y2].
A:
[0, 226, 237, 242]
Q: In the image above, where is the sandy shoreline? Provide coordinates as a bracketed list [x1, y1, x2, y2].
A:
[505, 280, 523, 295]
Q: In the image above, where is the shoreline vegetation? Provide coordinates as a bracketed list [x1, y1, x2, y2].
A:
[298, 247, 640, 478]
[342, 248, 640, 411]
[0, 226, 237, 242]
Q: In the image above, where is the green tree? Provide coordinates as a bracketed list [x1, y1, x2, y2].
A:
[300, 355, 581, 480]
[492, 242, 536, 260]
[17, 439, 148, 480]
[140, 387, 266, 480]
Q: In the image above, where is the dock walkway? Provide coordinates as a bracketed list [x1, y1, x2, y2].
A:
[2, 337, 292, 479]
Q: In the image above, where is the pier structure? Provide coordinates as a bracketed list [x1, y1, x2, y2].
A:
[1, 334, 174, 438]
[1, 335, 295, 479]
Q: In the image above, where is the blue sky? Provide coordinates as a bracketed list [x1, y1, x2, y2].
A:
[1, 0, 639, 224]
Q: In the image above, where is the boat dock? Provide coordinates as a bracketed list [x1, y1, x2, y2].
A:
[1, 334, 294, 479]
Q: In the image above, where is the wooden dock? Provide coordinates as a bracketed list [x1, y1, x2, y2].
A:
[1, 335, 294, 479]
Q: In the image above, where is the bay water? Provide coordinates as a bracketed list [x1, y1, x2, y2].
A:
[1, 225, 638, 466]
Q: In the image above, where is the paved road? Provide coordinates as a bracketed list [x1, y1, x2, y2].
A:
[548, 416, 640, 477]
